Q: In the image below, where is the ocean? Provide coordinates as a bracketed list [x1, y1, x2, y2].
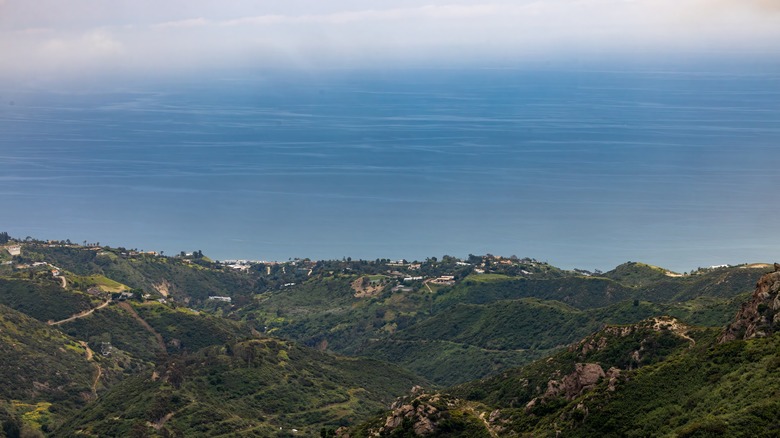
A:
[1, 67, 779, 271]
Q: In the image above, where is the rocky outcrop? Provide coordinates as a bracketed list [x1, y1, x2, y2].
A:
[380, 397, 440, 436]
[605, 367, 621, 392]
[544, 363, 605, 400]
[569, 316, 696, 361]
[572, 316, 694, 368]
[524, 317, 695, 413]
[525, 363, 607, 413]
[720, 271, 780, 342]
[362, 389, 497, 437]
[153, 279, 172, 297]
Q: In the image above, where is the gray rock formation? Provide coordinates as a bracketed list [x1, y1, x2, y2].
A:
[544, 363, 605, 400]
[719, 271, 780, 342]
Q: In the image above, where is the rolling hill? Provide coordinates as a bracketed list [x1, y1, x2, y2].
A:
[348, 270, 780, 437]
[1, 236, 775, 436]
[52, 338, 426, 437]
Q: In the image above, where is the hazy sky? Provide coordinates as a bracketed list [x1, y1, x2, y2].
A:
[2, 2, 779, 271]
[2, 0, 780, 81]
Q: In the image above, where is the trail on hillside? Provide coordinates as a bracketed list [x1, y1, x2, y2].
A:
[151, 412, 175, 430]
[79, 341, 102, 397]
[469, 406, 499, 438]
[49, 300, 110, 325]
[118, 302, 167, 355]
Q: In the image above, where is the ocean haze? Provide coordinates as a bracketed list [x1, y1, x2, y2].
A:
[2, 0, 780, 80]
[1, 67, 779, 272]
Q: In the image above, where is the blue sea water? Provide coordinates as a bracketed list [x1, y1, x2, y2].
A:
[1, 68, 779, 271]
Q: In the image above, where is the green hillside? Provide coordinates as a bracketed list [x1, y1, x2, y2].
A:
[396, 299, 587, 350]
[360, 339, 547, 387]
[238, 267, 761, 385]
[351, 323, 780, 437]
[53, 338, 426, 437]
[57, 304, 165, 364]
[57, 299, 259, 364]
[634, 267, 762, 302]
[19, 245, 262, 304]
[241, 276, 427, 354]
[349, 270, 780, 437]
[601, 261, 673, 287]
[434, 275, 634, 309]
[133, 302, 255, 353]
[0, 304, 96, 433]
[0, 278, 97, 323]
[2, 237, 774, 436]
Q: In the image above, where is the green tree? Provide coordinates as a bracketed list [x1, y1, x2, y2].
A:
[3, 419, 21, 438]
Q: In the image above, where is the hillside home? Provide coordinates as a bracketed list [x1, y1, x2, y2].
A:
[431, 275, 456, 285]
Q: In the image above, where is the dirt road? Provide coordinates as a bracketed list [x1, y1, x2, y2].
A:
[49, 300, 110, 326]
[79, 341, 102, 396]
[118, 301, 167, 354]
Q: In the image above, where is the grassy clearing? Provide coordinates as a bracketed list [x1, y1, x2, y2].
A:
[12, 401, 53, 431]
[76, 275, 129, 292]
[464, 273, 514, 283]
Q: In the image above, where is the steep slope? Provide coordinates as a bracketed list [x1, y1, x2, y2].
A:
[348, 270, 780, 437]
[20, 244, 262, 304]
[54, 338, 426, 437]
[351, 316, 700, 437]
[57, 304, 165, 364]
[0, 277, 97, 323]
[450, 316, 700, 407]
[239, 267, 762, 385]
[633, 266, 765, 302]
[400, 299, 587, 351]
[435, 275, 634, 309]
[0, 304, 97, 432]
[351, 325, 780, 437]
[720, 270, 780, 342]
[56, 300, 258, 365]
[133, 301, 256, 353]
